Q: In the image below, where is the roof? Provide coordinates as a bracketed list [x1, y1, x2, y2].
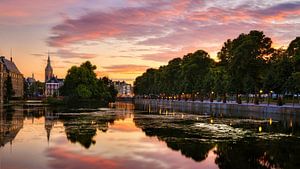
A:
[46, 76, 64, 83]
[46, 76, 59, 83]
[0, 56, 22, 74]
[26, 77, 36, 83]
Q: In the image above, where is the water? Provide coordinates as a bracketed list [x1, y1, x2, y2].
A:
[1, 102, 300, 169]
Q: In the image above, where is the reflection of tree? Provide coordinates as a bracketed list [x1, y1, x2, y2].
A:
[215, 138, 300, 169]
[0, 107, 24, 147]
[60, 114, 118, 149]
[166, 140, 214, 162]
[134, 116, 214, 162]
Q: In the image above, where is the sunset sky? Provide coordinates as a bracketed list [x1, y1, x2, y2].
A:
[0, 0, 299, 83]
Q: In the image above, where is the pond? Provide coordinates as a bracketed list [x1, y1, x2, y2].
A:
[0, 102, 300, 169]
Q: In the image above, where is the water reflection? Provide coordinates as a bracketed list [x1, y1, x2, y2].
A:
[0, 102, 300, 169]
[0, 106, 24, 147]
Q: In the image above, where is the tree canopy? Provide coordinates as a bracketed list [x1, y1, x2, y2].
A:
[60, 61, 117, 104]
[134, 30, 300, 105]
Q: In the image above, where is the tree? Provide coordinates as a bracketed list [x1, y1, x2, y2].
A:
[181, 50, 214, 97]
[60, 61, 116, 104]
[263, 49, 293, 94]
[222, 30, 273, 104]
[287, 37, 300, 72]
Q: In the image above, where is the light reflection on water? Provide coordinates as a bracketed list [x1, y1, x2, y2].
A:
[0, 102, 300, 169]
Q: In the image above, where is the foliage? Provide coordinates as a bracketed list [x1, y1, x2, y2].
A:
[60, 61, 117, 105]
[134, 30, 300, 105]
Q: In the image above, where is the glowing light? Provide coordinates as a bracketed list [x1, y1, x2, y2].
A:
[210, 119, 214, 124]
[259, 126, 262, 132]
[269, 118, 272, 125]
[181, 114, 184, 118]
[259, 90, 263, 94]
[196, 117, 199, 120]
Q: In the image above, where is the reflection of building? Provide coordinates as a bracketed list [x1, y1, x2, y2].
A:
[113, 81, 133, 97]
[0, 108, 24, 147]
[45, 110, 58, 143]
[0, 56, 24, 102]
[44, 54, 64, 97]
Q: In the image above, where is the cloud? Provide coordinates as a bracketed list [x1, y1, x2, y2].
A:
[46, 0, 300, 62]
[102, 64, 150, 74]
[0, 0, 79, 25]
[47, 0, 194, 47]
[56, 49, 97, 59]
[140, 46, 199, 62]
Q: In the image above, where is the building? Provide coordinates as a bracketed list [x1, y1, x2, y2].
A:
[45, 76, 64, 96]
[44, 55, 64, 97]
[25, 73, 45, 97]
[45, 54, 53, 82]
[0, 56, 24, 102]
[113, 81, 133, 97]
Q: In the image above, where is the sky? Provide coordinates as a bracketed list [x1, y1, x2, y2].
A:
[0, 0, 300, 83]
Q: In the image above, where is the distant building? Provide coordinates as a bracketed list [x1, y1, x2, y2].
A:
[0, 56, 24, 102]
[45, 76, 64, 96]
[113, 81, 133, 97]
[25, 74, 36, 96]
[45, 54, 53, 82]
[44, 55, 64, 97]
[25, 73, 44, 97]
[26, 73, 36, 86]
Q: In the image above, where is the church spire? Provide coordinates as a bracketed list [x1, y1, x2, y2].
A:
[47, 51, 51, 64]
[45, 51, 53, 82]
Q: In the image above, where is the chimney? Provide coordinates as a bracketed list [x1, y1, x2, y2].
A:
[10, 57, 12, 62]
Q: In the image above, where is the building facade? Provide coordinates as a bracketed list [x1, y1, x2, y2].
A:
[45, 77, 64, 96]
[113, 81, 133, 97]
[44, 55, 64, 97]
[0, 56, 24, 102]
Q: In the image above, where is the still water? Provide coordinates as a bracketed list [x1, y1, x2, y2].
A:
[1, 102, 300, 169]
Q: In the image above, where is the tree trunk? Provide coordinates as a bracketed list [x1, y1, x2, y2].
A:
[254, 94, 259, 105]
[222, 93, 227, 103]
[293, 93, 295, 107]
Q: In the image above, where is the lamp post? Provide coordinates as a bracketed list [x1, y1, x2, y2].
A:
[268, 91, 273, 106]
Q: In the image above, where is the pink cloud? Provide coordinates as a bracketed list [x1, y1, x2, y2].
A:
[46, 1, 300, 62]
[56, 49, 97, 59]
[0, 0, 79, 24]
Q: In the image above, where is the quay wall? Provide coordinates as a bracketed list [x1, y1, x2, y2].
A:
[134, 99, 300, 121]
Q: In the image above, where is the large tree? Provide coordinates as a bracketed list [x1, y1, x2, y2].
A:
[180, 50, 214, 95]
[60, 61, 116, 104]
[287, 37, 300, 72]
[220, 30, 273, 103]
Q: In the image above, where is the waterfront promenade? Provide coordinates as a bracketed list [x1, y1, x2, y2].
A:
[135, 99, 300, 115]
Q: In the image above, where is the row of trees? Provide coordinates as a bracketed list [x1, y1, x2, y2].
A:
[134, 30, 300, 105]
[60, 61, 117, 105]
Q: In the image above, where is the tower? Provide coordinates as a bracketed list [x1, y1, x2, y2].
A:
[45, 53, 53, 82]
